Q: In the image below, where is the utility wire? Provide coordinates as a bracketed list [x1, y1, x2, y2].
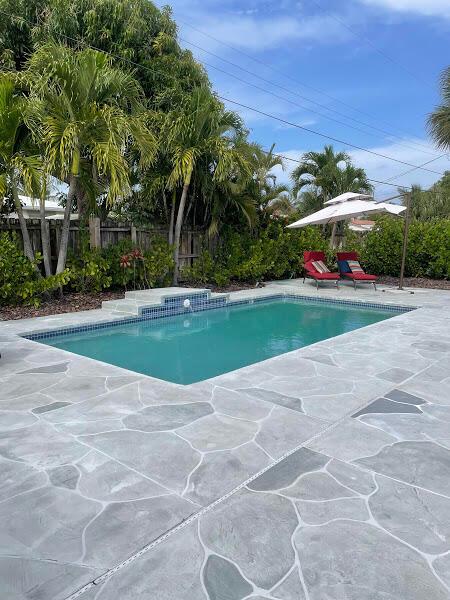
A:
[180, 36, 439, 158]
[0, 8, 446, 187]
[219, 96, 445, 176]
[308, 0, 433, 87]
[170, 13, 434, 151]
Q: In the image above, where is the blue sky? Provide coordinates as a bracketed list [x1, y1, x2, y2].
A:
[164, 0, 449, 198]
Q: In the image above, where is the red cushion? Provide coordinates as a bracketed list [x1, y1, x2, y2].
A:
[342, 272, 377, 281]
[306, 271, 340, 280]
[337, 252, 358, 261]
[304, 251, 325, 263]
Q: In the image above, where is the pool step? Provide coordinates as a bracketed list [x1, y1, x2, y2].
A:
[102, 287, 229, 317]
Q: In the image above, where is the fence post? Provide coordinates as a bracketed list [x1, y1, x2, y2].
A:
[89, 217, 101, 249]
[130, 223, 137, 245]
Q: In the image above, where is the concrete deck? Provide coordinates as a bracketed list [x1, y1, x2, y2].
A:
[1, 280, 449, 600]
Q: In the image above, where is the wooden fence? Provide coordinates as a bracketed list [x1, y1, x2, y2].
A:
[1, 217, 213, 272]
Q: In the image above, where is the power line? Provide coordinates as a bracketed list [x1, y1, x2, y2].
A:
[308, 0, 432, 87]
[180, 37, 440, 158]
[170, 13, 435, 151]
[219, 96, 445, 176]
[378, 154, 448, 188]
[0, 8, 446, 185]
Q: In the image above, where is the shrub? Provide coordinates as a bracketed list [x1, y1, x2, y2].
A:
[182, 222, 328, 286]
[67, 247, 112, 292]
[102, 236, 174, 289]
[360, 217, 450, 279]
[0, 233, 70, 306]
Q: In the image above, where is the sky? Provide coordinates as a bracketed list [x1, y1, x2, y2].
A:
[162, 0, 450, 199]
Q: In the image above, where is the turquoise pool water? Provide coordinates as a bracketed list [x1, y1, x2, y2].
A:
[40, 299, 398, 384]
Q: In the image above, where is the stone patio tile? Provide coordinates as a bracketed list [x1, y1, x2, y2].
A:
[0, 373, 65, 399]
[0, 458, 47, 502]
[200, 488, 298, 590]
[376, 367, 415, 383]
[42, 383, 142, 424]
[369, 475, 450, 554]
[177, 414, 258, 452]
[0, 485, 101, 563]
[76, 450, 168, 501]
[434, 554, 450, 590]
[398, 378, 450, 405]
[0, 410, 38, 430]
[306, 418, 397, 463]
[212, 387, 273, 420]
[91, 521, 206, 600]
[301, 393, 372, 421]
[124, 401, 213, 431]
[296, 496, 369, 524]
[80, 430, 200, 495]
[0, 557, 96, 600]
[203, 554, 253, 599]
[256, 406, 325, 460]
[358, 411, 450, 442]
[237, 387, 304, 414]
[385, 388, 427, 405]
[295, 520, 449, 600]
[0, 421, 89, 468]
[272, 568, 306, 600]
[356, 441, 450, 497]
[248, 447, 328, 492]
[138, 378, 212, 405]
[352, 397, 422, 417]
[44, 375, 108, 403]
[83, 494, 195, 569]
[184, 442, 270, 506]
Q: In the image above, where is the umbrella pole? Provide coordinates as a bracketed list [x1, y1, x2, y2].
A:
[330, 223, 337, 248]
[398, 192, 411, 290]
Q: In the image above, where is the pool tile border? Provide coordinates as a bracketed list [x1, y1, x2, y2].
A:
[22, 292, 413, 342]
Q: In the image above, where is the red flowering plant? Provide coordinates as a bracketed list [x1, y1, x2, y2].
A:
[118, 248, 147, 290]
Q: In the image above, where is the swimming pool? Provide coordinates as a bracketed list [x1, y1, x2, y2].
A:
[29, 297, 406, 384]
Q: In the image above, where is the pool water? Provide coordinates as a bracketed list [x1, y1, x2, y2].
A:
[40, 299, 398, 384]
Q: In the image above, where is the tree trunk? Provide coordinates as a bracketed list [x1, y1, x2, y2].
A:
[168, 188, 176, 246]
[172, 182, 189, 285]
[11, 178, 35, 263]
[39, 194, 52, 277]
[56, 174, 77, 274]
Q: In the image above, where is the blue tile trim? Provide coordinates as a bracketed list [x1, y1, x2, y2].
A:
[23, 292, 413, 342]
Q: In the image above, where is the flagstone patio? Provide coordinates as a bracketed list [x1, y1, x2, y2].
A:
[1, 280, 449, 600]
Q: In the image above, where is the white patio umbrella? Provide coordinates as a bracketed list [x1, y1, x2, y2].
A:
[286, 192, 405, 229]
[286, 191, 411, 289]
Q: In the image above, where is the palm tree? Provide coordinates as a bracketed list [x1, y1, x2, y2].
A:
[25, 43, 157, 274]
[333, 163, 372, 196]
[0, 74, 42, 263]
[163, 87, 250, 283]
[291, 145, 350, 201]
[428, 67, 450, 150]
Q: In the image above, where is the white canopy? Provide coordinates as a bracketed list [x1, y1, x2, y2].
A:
[287, 193, 405, 229]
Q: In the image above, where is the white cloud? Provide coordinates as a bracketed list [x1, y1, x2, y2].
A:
[176, 11, 350, 53]
[358, 0, 450, 19]
[270, 141, 450, 197]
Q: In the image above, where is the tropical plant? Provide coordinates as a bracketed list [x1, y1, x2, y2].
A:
[291, 145, 349, 200]
[162, 86, 251, 283]
[0, 232, 69, 306]
[0, 73, 42, 263]
[428, 66, 450, 151]
[25, 43, 157, 275]
[402, 174, 450, 221]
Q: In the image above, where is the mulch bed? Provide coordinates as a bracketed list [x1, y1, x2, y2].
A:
[0, 290, 124, 321]
[377, 276, 450, 291]
[2, 277, 448, 321]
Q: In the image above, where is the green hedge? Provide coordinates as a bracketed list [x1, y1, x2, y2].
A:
[0, 233, 70, 306]
[183, 217, 450, 286]
[346, 217, 450, 279]
[182, 221, 328, 286]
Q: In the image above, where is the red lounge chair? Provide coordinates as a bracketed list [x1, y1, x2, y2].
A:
[303, 251, 340, 289]
[337, 251, 377, 290]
